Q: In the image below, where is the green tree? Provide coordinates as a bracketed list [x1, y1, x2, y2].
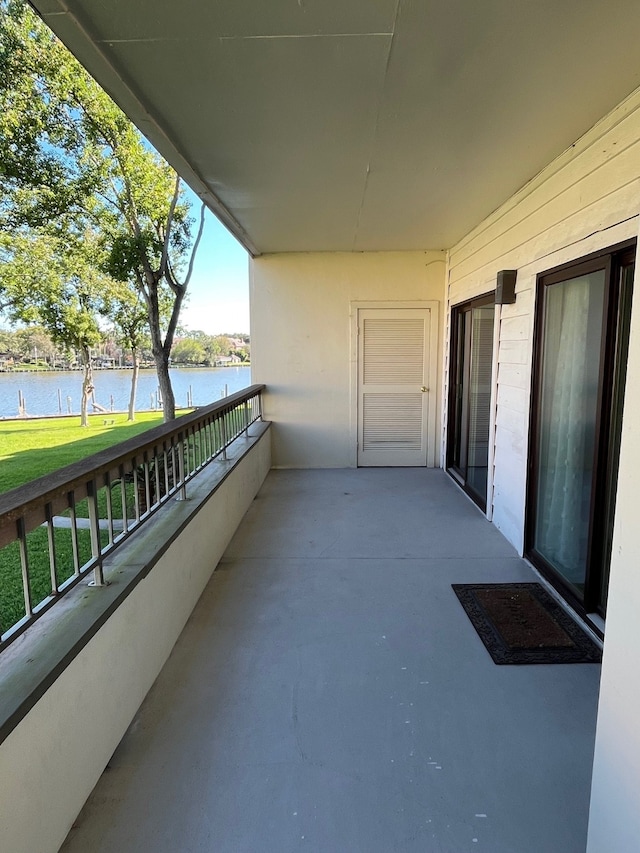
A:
[0, 0, 101, 228]
[13, 326, 56, 364]
[0, 227, 109, 425]
[0, 0, 205, 420]
[102, 284, 148, 420]
[171, 337, 207, 365]
[0, 328, 15, 353]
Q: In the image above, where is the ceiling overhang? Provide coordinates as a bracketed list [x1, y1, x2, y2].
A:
[30, 0, 640, 256]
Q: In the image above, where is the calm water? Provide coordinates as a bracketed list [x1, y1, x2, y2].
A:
[0, 366, 252, 418]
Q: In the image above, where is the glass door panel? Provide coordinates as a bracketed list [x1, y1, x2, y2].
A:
[447, 297, 495, 511]
[466, 304, 495, 504]
[528, 243, 635, 624]
[532, 270, 606, 597]
[450, 309, 471, 475]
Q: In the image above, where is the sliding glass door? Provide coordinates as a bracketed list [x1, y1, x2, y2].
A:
[527, 243, 635, 620]
[447, 295, 495, 511]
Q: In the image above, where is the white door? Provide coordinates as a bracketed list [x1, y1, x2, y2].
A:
[357, 308, 432, 466]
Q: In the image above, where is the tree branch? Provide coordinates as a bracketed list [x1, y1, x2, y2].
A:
[182, 201, 206, 289]
[159, 174, 180, 278]
[162, 284, 186, 357]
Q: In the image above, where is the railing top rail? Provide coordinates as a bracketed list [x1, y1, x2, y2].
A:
[0, 384, 265, 527]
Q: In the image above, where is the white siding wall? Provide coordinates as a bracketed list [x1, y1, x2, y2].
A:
[446, 86, 640, 552]
[251, 251, 445, 468]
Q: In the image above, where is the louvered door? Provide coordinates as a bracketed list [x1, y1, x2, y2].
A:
[357, 309, 431, 466]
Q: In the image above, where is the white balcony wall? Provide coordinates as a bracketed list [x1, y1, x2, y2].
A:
[0, 430, 271, 853]
[250, 251, 446, 468]
[447, 85, 640, 554]
[447, 85, 640, 853]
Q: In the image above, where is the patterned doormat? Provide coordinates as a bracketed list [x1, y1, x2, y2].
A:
[452, 582, 602, 664]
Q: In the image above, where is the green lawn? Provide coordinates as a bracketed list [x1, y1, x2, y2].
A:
[0, 412, 167, 494]
[0, 412, 172, 634]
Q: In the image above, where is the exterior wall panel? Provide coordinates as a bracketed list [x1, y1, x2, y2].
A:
[447, 86, 640, 553]
[446, 85, 640, 853]
[251, 252, 446, 468]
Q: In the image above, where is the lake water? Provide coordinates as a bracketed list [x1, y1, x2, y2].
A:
[0, 366, 252, 418]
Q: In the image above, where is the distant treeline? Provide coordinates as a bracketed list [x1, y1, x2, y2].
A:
[0, 326, 250, 369]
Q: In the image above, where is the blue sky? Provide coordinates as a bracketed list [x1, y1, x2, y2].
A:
[180, 186, 250, 336]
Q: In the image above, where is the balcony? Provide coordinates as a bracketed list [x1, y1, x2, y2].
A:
[46, 465, 598, 853]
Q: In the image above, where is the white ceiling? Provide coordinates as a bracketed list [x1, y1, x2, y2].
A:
[32, 0, 640, 256]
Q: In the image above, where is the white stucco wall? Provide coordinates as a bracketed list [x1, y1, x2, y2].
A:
[447, 85, 640, 553]
[250, 251, 446, 468]
[0, 431, 271, 853]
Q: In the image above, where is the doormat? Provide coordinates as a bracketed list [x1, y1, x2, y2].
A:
[452, 583, 602, 664]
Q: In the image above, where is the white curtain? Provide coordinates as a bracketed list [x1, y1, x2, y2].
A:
[535, 272, 605, 586]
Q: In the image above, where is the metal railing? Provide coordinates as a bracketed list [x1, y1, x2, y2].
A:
[0, 384, 264, 650]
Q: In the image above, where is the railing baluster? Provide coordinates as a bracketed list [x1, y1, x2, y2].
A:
[190, 426, 197, 474]
[153, 449, 161, 507]
[143, 455, 151, 516]
[221, 408, 228, 459]
[86, 479, 105, 587]
[177, 433, 187, 500]
[193, 425, 200, 470]
[45, 502, 59, 594]
[163, 448, 170, 500]
[192, 426, 198, 470]
[170, 443, 178, 493]
[133, 463, 141, 522]
[105, 472, 115, 546]
[119, 464, 129, 533]
[17, 518, 33, 618]
[68, 492, 81, 578]
[205, 418, 212, 462]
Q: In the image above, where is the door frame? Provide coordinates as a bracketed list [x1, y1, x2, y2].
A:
[525, 239, 636, 626]
[349, 301, 439, 468]
[446, 292, 497, 512]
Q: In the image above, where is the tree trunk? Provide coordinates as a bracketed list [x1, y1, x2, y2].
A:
[80, 345, 93, 427]
[128, 346, 139, 421]
[154, 350, 175, 420]
[147, 284, 177, 422]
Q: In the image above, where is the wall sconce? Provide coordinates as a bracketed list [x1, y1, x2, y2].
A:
[495, 270, 517, 304]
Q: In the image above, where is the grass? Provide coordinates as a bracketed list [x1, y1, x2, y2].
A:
[0, 412, 167, 494]
[0, 412, 172, 634]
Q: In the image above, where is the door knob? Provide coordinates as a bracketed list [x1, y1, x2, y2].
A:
[421, 386, 429, 392]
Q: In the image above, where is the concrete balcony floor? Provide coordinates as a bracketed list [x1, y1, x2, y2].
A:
[61, 468, 600, 853]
